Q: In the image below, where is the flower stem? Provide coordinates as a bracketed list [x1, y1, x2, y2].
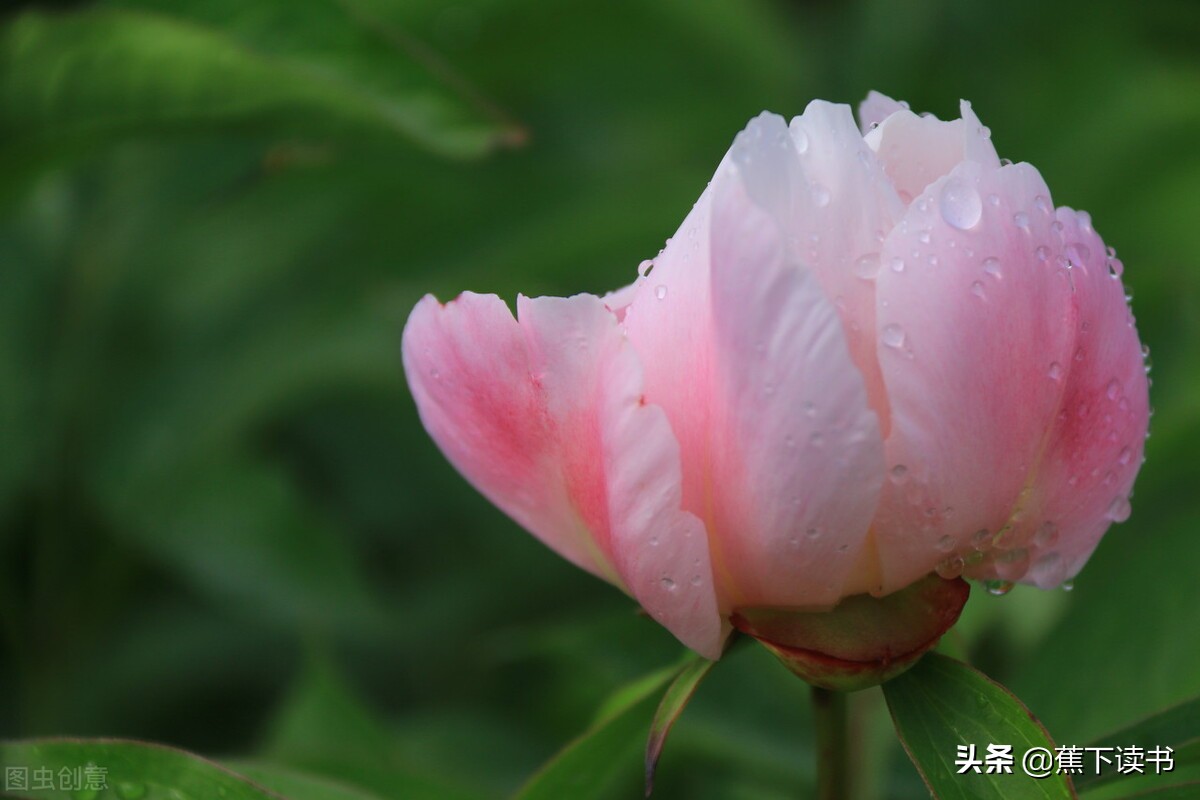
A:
[811, 686, 850, 800]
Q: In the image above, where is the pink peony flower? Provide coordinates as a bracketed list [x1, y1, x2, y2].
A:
[401, 92, 1150, 665]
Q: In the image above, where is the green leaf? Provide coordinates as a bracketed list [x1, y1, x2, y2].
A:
[644, 653, 715, 796]
[1073, 696, 1200, 792]
[515, 657, 689, 800]
[223, 761, 388, 800]
[1116, 782, 1200, 799]
[883, 653, 1076, 799]
[0, 6, 523, 162]
[0, 739, 282, 799]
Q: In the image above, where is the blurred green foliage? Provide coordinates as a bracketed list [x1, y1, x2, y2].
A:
[0, 0, 1198, 798]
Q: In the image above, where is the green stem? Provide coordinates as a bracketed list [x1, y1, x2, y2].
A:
[812, 686, 850, 800]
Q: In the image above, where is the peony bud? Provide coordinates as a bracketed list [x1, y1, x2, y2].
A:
[401, 93, 1150, 686]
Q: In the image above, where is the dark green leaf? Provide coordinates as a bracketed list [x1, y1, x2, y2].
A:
[645, 653, 714, 797]
[884, 653, 1076, 799]
[1073, 696, 1200, 792]
[0, 739, 282, 799]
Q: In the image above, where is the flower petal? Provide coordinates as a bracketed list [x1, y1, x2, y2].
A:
[872, 161, 1078, 593]
[857, 90, 908, 133]
[624, 121, 886, 609]
[402, 292, 725, 657]
[865, 100, 1000, 205]
[974, 209, 1150, 588]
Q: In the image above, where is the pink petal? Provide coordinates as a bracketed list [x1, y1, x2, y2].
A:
[857, 90, 908, 133]
[402, 292, 725, 657]
[865, 100, 1000, 205]
[624, 116, 886, 609]
[872, 161, 1078, 593]
[974, 208, 1149, 588]
[776, 103, 906, 434]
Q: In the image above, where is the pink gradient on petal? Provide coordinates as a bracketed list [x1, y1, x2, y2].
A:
[872, 161, 1078, 594]
[403, 292, 724, 656]
[972, 208, 1149, 588]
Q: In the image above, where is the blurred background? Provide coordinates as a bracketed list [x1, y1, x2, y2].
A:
[0, 0, 1197, 798]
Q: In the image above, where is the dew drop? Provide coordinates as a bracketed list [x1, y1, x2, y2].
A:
[802, 400, 817, 418]
[1047, 362, 1063, 381]
[854, 252, 882, 279]
[806, 527, 822, 540]
[790, 121, 810, 154]
[1034, 195, 1052, 214]
[970, 281, 986, 299]
[812, 183, 831, 207]
[1118, 446, 1133, 466]
[985, 580, 1014, 597]
[1106, 496, 1132, 523]
[1061, 579, 1075, 592]
[1035, 245, 1050, 262]
[638, 259, 655, 277]
[935, 555, 965, 579]
[936, 534, 956, 552]
[809, 431, 825, 448]
[690, 574, 703, 586]
[660, 576, 677, 591]
[939, 177, 983, 230]
[987, 193, 1001, 206]
[1106, 378, 1122, 401]
[654, 284, 668, 300]
[1013, 211, 1030, 230]
[983, 257, 1002, 279]
[882, 324, 906, 348]
[889, 257, 906, 273]
[890, 464, 909, 484]
[1033, 522, 1059, 548]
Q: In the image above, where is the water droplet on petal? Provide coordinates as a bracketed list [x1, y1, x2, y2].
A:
[854, 252, 882, 279]
[983, 257, 1002, 279]
[1106, 378, 1122, 400]
[889, 257, 906, 273]
[970, 281, 986, 299]
[811, 183, 831, 207]
[985, 579, 1014, 597]
[1047, 362, 1063, 380]
[936, 534, 955, 552]
[987, 193, 1001, 206]
[806, 527, 821, 540]
[1118, 446, 1133, 466]
[1034, 195, 1052, 214]
[1061, 579, 1075, 592]
[1035, 245, 1050, 262]
[690, 574, 703, 586]
[936, 555, 965, 579]
[1033, 522, 1059, 548]
[890, 464, 909, 484]
[1106, 496, 1132, 523]
[790, 121, 810, 154]
[654, 284, 668, 300]
[638, 259, 655, 277]
[660, 576, 677, 591]
[882, 324, 905, 348]
[1013, 211, 1030, 230]
[939, 177, 983, 230]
